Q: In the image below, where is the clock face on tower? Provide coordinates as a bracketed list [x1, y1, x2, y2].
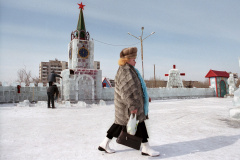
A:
[78, 47, 89, 59]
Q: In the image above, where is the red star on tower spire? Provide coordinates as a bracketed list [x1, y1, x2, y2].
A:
[78, 2, 85, 10]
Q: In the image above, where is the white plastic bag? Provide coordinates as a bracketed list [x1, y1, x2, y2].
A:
[127, 114, 139, 135]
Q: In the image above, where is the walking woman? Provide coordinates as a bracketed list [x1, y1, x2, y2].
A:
[98, 47, 160, 157]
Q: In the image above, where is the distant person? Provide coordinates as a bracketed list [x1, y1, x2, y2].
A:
[47, 84, 59, 109]
[98, 47, 159, 157]
[48, 70, 62, 86]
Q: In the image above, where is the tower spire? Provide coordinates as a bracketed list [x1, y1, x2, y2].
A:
[77, 2, 86, 39]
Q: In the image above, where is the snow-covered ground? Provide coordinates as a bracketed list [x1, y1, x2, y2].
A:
[0, 98, 240, 160]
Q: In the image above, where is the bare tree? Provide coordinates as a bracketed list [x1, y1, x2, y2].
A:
[32, 76, 40, 86]
[17, 66, 32, 86]
[17, 69, 25, 83]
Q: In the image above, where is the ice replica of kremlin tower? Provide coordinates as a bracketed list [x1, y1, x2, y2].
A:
[61, 3, 102, 101]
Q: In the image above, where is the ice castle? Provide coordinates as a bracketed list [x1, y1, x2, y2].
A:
[61, 3, 102, 101]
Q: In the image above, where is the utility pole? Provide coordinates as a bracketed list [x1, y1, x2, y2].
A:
[154, 64, 156, 88]
[128, 27, 155, 79]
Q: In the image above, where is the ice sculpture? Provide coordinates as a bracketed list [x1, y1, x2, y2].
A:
[230, 58, 240, 119]
[165, 65, 185, 88]
[228, 73, 237, 95]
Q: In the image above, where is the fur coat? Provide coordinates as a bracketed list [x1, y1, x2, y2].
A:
[114, 64, 146, 125]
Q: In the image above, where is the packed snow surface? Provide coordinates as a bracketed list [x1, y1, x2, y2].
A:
[0, 98, 240, 160]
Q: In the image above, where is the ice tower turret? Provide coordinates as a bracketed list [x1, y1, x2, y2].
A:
[68, 2, 92, 69]
[77, 3, 86, 39]
[61, 2, 102, 102]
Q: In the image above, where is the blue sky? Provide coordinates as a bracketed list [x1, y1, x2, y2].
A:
[0, 0, 239, 83]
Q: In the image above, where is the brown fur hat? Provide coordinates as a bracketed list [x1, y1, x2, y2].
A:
[120, 47, 137, 59]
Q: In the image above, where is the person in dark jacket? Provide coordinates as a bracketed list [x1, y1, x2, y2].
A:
[48, 70, 62, 86]
[47, 84, 59, 109]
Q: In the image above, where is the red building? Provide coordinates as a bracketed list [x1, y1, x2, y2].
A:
[205, 70, 229, 97]
[102, 77, 112, 88]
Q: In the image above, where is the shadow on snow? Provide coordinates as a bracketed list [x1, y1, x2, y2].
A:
[117, 134, 240, 159]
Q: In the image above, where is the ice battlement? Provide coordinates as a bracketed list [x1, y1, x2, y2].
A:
[0, 84, 215, 103]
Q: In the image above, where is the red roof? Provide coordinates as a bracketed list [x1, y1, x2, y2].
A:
[205, 70, 229, 78]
